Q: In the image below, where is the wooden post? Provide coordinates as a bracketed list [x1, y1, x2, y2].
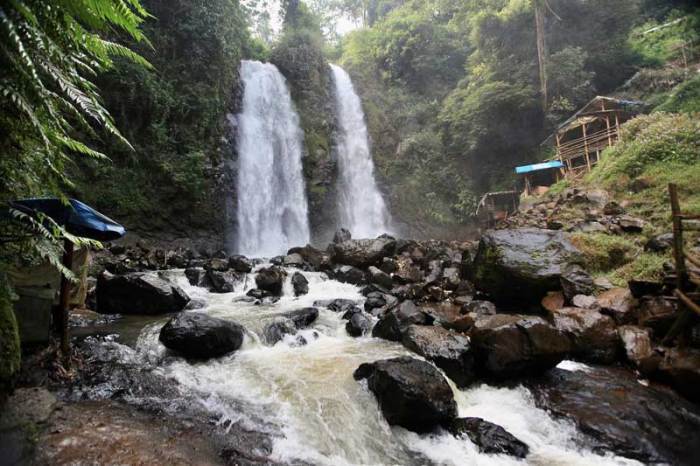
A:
[582, 123, 591, 172]
[58, 238, 74, 365]
[555, 133, 562, 162]
[663, 183, 690, 345]
[670, 184, 686, 290]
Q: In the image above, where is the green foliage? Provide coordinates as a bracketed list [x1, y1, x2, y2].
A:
[569, 232, 638, 273]
[0, 274, 20, 395]
[655, 74, 700, 113]
[629, 9, 700, 66]
[0, 0, 149, 202]
[73, 0, 254, 232]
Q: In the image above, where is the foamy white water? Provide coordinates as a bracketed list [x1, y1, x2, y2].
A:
[330, 64, 393, 238]
[233, 60, 310, 257]
[128, 269, 641, 465]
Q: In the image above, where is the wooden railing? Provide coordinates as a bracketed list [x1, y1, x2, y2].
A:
[663, 183, 700, 345]
[557, 127, 619, 162]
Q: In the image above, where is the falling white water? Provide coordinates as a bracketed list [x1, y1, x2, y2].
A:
[234, 60, 310, 257]
[330, 64, 393, 238]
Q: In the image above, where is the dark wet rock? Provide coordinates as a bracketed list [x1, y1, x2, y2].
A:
[246, 288, 274, 300]
[441, 267, 461, 290]
[159, 313, 244, 358]
[445, 417, 529, 458]
[549, 308, 620, 364]
[380, 257, 398, 274]
[333, 265, 366, 285]
[333, 228, 351, 243]
[184, 298, 207, 310]
[402, 325, 476, 388]
[281, 307, 318, 329]
[291, 272, 309, 297]
[653, 348, 700, 403]
[597, 288, 638, 324]
[346, 312, 372, 337]
[560, 264, 595, 302]
[391, 284, 426, 301]
[329, 237, 396, 268]
[367, 266, 393, 289]
[616, 215, 645, 233]
[323, 298, 360, 314]
[206, 270, 240, 293]
[364, 291, 387, 312]
[372, 301, 434, 342]
[263, 318, 297, 345]
[644, 233, 674, 253]
[97, 272, 189, 315]
[288, 245, 329, 270]
[184, 267, 208, 287]
[471, 228, 582, 305]
[628, 279, 664, 298]
[360, 283, 391, 296]
[471, 315, 571, 379]
[282, 253, 305, 268]
[393, 256, 424, 284]
[204, 257, 229, 272]
[255, 267, 286, 296]
[603, 201, 625, 216]
[341, 306, 363, 320]
[618, 325, 656, 372]
[638, 296, 678, 333]
[354, 356, 457, 432]
[424, 260, 444, 286]
[227, 255, 253, 273]
[527, 365, 700, 464]
[461, 300, 496, 317]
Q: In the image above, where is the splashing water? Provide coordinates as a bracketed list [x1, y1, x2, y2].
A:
[233, 60, 310, 257]
[121, 268, 642, 466]
[330, 64, 393, 238]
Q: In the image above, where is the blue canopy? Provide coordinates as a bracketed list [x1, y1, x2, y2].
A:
[9, 198, 126, 242]
[515, 161, 564, 174]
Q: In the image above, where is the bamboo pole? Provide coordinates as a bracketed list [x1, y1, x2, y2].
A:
[58, 238, 74, 366]
[535, 0, 547, 111]
[670, 184, 687, 290]
[582, 122, 591, 172]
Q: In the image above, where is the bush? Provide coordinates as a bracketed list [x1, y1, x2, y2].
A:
[655, 75, 700, 113]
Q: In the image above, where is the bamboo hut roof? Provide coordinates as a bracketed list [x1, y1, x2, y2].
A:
[541, 96, 645, 146]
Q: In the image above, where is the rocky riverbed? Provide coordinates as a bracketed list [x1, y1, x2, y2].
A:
[4, 227, 700, 465]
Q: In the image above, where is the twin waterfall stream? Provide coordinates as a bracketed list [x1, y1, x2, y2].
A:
[113, 61, 639, 465]
[233, 60, 391, 256]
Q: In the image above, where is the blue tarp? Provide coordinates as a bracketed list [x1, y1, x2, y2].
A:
[515, 161, 564, 174]
[9, 198, 126, 242]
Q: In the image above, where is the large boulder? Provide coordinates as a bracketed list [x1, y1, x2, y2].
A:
[353, 357, 457, 432]
[372, 301, 434, 342]
[97, 272, 189, 314]
[159, 313, 244, 358]
[329, 237, 396, 268]
[445, 417, 529, 459]
[332, 265, 366, 285]
[393, 256, 424, 284]
[527, 365, 700, 464]
[281, 307, 318, 329]
[206, 270, 240, 293]
[597, 288, 638, 324]
[228, 255, 253, 273]
[653, 348, 700, 403]
[560, 264, 595, 302]
[402, 325, 476, 388]
[471, 228, 582, 305]
[263, 318, 298, 345]
[470, 314, 571, 379]
[287, 245, 329, 270]
[291, 272, 309, 297]
[618, 325, 656, 372]
[367, 266, 393, 289]
[549, 308, 620, 364]
[255, 267, 286, 296]
[346, 312, 372, 337]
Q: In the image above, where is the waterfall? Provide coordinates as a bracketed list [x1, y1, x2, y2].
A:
[330, 64, 393, 239]
[233, 60, 310, 257]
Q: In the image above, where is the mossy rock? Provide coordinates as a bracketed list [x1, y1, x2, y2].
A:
[471, 228, 583, 305]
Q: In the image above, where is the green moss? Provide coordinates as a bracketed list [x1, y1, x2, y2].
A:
[608, 251, 669, 286]
[569, 232, 639, 273]
[0, 275, 20, 395]
[655, 75, 700, 113]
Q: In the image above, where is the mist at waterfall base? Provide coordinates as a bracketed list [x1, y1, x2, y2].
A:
[331, 64, 393, 239]
[232, 60, 310, 258]
[104, 268, 641, 466]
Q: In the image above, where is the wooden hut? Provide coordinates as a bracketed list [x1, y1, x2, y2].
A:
[543, 96, 644, 179]
[475, 191, 519, 229]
